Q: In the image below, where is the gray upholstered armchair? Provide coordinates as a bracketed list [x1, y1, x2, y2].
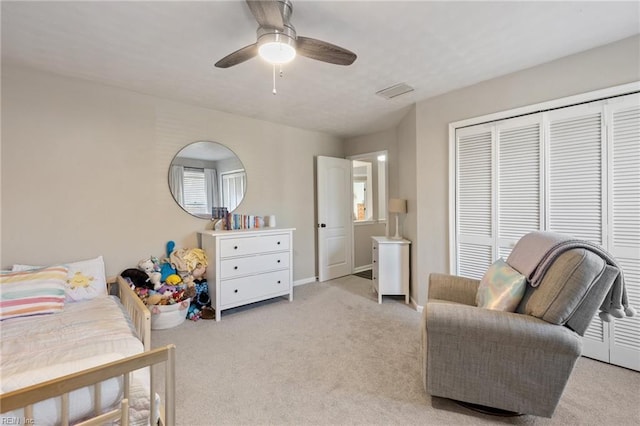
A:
[421, 247, 620, 417]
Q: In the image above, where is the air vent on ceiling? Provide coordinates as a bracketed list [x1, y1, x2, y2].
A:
[375, 83, 414, 100]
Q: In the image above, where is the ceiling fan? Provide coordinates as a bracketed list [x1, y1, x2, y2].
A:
[215, 0, 357, 68]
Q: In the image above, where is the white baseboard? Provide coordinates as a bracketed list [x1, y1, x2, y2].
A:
[411, 297, 424, 313]
[353, 264, 373, 274]
[293, 276, 317, 287]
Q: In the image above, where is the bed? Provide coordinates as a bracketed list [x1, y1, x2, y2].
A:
[0, 261, 175, 426]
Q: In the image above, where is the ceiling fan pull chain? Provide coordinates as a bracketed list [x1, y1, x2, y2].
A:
[280, 64, 284, 78]
[272, 64, 277, 95]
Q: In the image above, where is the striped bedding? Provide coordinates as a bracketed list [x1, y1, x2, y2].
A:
[0, 296, 152, 425]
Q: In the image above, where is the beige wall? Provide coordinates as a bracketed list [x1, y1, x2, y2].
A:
[414, 35, 640, 305]
[396, 105, 417, 304]
[1, 65, 344, 280]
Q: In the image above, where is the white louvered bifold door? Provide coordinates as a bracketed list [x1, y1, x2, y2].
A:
[452, 92, 639, 370]
[546, 103, 609, 361]
[546, 103, 604, 245]
[455, 124, 494, 279]
[496, 115, 542, 259]
[607, 94, 640, 371]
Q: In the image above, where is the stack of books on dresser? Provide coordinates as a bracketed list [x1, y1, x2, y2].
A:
[230, 214, 265, 230]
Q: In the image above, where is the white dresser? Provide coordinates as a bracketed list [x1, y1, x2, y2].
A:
[371, 236, 410, 304]
[199, 228, 295, 321]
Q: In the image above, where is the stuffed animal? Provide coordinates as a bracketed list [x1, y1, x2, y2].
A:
[181, 274, 195, 289]
[170, 248, 208, 289]
[156, 284, 177, 295]
[133, 287, 150, 304]
[191, 264, 206, 280]
[146, 293, 163, 306]
[184, 285, 196, 300]
[165, 274, 182, 286]
[160, 241, 177, 282]
[169, 248, 191, 278]
[182, 248, 208, 272]
[121, 268, 154, 290]
[138, 257, 162, 290]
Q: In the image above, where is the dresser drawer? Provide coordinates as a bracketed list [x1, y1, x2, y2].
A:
[220, 252, 290, 279]
[220, 269, 290, 308]
[220, 234, 290, 258]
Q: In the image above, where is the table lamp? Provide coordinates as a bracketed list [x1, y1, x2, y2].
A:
[388, 198, 407, 239]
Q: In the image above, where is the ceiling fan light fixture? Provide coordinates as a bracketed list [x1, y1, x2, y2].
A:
[259, 41, 296, 64]
[257, 30, 297, 64]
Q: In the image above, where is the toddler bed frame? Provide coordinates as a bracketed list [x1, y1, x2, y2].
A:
[0, 276, 176, 425]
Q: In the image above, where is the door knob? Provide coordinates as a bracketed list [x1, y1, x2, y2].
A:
[319, 223, 327, 228]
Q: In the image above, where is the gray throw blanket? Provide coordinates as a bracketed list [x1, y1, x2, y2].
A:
[507, 231, 636, 322]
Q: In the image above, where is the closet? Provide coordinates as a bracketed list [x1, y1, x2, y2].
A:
[451, 91, 639, 371]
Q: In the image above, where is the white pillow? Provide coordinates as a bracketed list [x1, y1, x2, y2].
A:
[12, 256, 108, 302]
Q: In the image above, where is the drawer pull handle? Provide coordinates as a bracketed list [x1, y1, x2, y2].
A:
[277, 241, 281, 245]
[373, 260, 376, 263]
[277, 280, 281, 284]
[234, 289, 238, 293]
[234, 246, 238, 250]
[234, 266, 238, 270]
[277, 260, 281, 263]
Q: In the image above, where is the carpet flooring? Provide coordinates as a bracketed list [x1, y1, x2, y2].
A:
[151, 275, 640, 425]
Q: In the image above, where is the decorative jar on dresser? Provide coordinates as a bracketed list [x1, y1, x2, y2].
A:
[371, 236, 410, 304]
[198, 228, 295, 321]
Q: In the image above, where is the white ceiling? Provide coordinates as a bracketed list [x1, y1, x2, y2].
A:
[2, 1, 638, 138]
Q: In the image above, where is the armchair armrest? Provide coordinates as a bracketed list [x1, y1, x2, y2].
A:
[427, 273, 479, 306]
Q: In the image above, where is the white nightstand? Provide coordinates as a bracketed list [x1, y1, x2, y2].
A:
[371, 236, 411, 304]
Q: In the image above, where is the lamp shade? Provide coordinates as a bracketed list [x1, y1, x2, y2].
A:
[388, 198, 407, 214]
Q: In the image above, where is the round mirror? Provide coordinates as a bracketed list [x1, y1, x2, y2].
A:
[168, 141, 246, 219]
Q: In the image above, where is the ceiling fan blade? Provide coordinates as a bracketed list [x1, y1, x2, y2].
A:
[296, 36, 357, 66]
[246, 0, 284, 29]
[214, 43, 258, 68]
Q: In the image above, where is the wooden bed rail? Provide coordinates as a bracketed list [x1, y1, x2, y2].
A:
[0, 345, 176, 426]
[109, 275, 152, 351]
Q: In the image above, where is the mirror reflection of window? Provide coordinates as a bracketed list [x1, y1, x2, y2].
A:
[377, 154, 386, 220]
[353, 181, 366, 220]
[221, 170, 246, 212]
[349, 150, 388, 224]
[183, 168, 209, 215]
[352, 160, 373, 222]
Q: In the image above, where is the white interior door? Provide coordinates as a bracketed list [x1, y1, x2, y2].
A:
[452, 93, 639, 371]
[317, 156, 353, 282]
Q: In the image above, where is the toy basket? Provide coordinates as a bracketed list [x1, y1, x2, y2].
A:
[150, 298, 190, 330]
